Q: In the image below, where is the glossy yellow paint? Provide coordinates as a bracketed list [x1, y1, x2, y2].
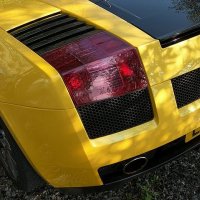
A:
[139, 35, 200, 86]
[41, 0, 200, 85]
[0, 0, 199, 188]
[0, 103, 101, 187]
[0, 28, 75, 109]
[0, 0, 60, 31]
[41, 0, 154, 47]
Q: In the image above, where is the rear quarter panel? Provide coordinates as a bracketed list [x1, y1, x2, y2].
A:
[0, 0, 199, 187]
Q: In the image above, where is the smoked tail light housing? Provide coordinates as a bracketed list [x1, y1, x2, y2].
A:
[42, 31, 148, 107]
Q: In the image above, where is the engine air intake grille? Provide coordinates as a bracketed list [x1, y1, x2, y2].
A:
[78, 88, 154, 139]
[8, 12, 97, 54]
[172, 68, 200, 108]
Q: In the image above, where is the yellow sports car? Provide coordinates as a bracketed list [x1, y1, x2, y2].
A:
[0, 0, 199, 192]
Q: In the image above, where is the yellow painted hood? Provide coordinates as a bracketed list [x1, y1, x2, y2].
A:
[0, 0, 60, 31]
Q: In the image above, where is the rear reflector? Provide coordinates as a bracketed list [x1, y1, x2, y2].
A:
[42, 31, 147, 106]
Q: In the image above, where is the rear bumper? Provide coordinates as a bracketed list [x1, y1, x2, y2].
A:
[1, 79, 200, 189]
[61, 135, 200, 194]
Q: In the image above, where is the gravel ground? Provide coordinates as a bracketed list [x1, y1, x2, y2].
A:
[0, 147, 199, 200]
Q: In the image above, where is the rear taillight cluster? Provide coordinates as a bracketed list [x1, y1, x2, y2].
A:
[42, 31, 147, 106]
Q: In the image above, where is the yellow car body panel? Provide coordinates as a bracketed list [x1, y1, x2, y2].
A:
[0, 0, 199, 188]
[0, 28, 75, 109]
[0, 0, 60, 31]
[41, 0, 200, 86]
[41, 0, 154, 47]
[0, 103, 101, 187]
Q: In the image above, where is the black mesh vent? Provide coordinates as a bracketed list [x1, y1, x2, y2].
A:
[8, 12, 97, 54]
[172, 68, 200, 108]
[78, 88, 154, 139]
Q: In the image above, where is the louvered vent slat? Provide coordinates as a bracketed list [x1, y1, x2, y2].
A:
[23, 21, 86, 45]
[29, 25, 95, 51]
[17, 17, 77, 41]
[10, 13, 67, 37]
[9, 12, 97, 54]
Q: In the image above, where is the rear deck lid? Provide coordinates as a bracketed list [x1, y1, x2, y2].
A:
[91, 0, 200, 46]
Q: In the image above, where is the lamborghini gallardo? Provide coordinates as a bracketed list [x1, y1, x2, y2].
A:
[0, 0, 199, 192]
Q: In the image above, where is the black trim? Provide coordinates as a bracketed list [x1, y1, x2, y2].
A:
[60, 135, 200, 194]
[161, 25, 200, 48]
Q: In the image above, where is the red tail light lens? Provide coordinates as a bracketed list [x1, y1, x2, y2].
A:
[42, 32, 147, 107]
